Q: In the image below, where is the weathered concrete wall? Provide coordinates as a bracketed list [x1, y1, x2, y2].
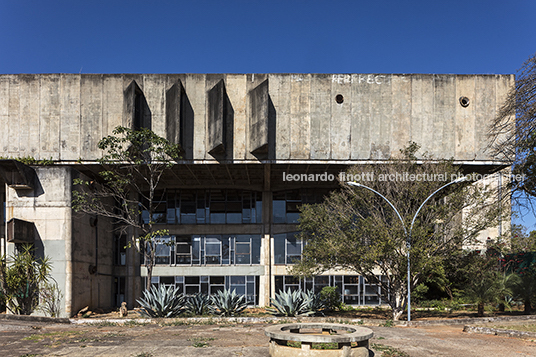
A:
[5, 167, 114, 317]
[6, 167, 72, 317]
[0, 73, 513, 163]
[71, 200, 114, 316]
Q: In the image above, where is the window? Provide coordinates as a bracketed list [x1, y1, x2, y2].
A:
[154, 237, 172, 265]
[114, 276, 126, 307]
[274, 232, 303, 265]
[113, 234, 127, 266]
[273, 189, 329, 224]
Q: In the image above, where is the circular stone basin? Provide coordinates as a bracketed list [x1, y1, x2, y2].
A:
[265, 323, 374, 357]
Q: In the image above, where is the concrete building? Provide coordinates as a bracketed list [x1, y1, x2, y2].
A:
[0, 73, 512, 317]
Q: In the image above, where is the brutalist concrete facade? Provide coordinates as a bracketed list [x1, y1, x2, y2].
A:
[0, 73, 513, 317]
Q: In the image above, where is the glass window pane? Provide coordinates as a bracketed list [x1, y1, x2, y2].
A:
[231, 286, 246, 296]
[286, 240, 301, 255]
[186, 286, 200, 295]
[236, 243, 250, 254]
[344, 276, 359, 284]
[210, 285, 224, 294]
[210, 276, 224, 285]
[274, 235, 286, 264]
[185, 276, 199, 284]
[275, 276, 283, 293]
[206, 244, 220, 255]
[255, 200, 263, 223]
[251, 237, 261, 264]
[160, 276, 174, 285]
[344, 286, 359, 295]
[230, 276, 245, 285]
[227, 213, 242, 224]
[210, 213, 225, 224]
[273, 200, 286, 223]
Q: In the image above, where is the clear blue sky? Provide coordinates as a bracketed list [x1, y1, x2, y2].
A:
[1, 1, 534, 74]
[1, 0, 536, 228]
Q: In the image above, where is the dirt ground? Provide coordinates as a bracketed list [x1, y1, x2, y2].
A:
[2, 318, 536, 357]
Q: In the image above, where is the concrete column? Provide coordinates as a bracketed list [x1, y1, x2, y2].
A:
[259, 163, 272, 306]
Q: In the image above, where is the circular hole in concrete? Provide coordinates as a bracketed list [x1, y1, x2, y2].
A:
[335, 94, 344, 104]
[459, 96, 470, 107]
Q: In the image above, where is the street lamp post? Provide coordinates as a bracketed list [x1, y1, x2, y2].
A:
[346, 177, 466, 322]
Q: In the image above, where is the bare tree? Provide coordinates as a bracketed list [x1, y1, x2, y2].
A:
[490, 53, 536, 199]
[72, 126, 181, 291]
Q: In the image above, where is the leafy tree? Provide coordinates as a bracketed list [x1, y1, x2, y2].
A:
[506, 224, 536, 253]
[72, 126, 181, 291]
[459, 252, 513, 316]
[293, 143, 503, 320]
[0, 245, 52, 315]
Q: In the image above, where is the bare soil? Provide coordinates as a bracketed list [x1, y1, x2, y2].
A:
[2, 316, 536, 356]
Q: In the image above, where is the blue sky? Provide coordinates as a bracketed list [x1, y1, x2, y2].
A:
[1, 1, 534, 74]
[1, 0, 536, 228]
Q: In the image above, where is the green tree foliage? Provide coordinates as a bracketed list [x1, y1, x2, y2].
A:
[0, 245, 52, 315]
[293, 143, 503, 320]
[460, 253, 513, 316]
[72, 126, 180, 291]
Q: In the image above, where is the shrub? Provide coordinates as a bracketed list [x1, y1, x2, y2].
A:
[320, 286, 341, 311]
[211, 288, 248, 317]
[0, 245, 52, 315]
[38, 280, 63, 317]
[137, 285, 186, 318]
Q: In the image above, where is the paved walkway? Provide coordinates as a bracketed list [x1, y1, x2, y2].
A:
[1, 318, 536, 356]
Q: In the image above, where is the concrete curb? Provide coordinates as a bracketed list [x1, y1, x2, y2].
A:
[403, 314, 536, 327]
[463, 325, 536, 339]
[0, 314, 70, 324]
[3, 313, 535, 328]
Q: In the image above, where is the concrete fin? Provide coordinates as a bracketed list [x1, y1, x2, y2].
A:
[123, 80, 151, 131]
[248, 79, 269, 158]
[165, 80, 183, 149]
[207, 79, 234, 159]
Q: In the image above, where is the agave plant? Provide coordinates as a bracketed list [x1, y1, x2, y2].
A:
[303, 289, 325, 316]
[267, 289, 316, 317]
[211, 288, 248, 317]
[185, 293, 212, 315]
[137, 285, 186, 318]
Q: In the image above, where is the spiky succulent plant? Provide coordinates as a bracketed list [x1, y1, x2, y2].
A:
[211, 288, 248, 317]
[267, 289, 322, 317]
[137, 285, 186, 318]
[303, 289, 325, 316]
[185, 293, 212, 315]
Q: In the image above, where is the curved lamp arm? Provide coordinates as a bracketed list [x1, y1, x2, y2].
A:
[346, 181, 407, 236]
[409, 176, 468, 235]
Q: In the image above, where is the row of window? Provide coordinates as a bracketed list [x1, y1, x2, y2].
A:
[140, 189, 331, 225]
[141, 274, 385, 307]
[153, 235, 262, 265]
[118, 232, 305, 267]
[142, 189, 263, 225]
[149, 275, 259, 305]
[275, 275, 387, 305]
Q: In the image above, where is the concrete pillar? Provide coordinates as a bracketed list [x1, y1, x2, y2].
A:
[259, 163, 272, 306]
